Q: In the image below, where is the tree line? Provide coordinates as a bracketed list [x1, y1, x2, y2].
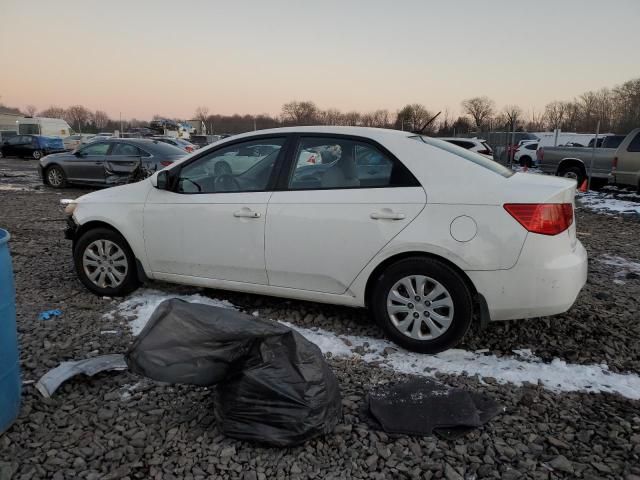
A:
[2, 76, 638, 136]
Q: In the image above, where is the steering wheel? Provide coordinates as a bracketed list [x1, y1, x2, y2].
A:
[180, 178, 202, 192]
[214, 174, 241, 192]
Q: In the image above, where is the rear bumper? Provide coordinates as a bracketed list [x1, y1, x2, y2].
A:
[467, 235, 587, 321]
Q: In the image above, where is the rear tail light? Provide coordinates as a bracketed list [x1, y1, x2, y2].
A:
[185, 146, 194, 153]
[612, 156, 618, 172]
[504, 203, 573, 236]
[160, 160, 174, 167]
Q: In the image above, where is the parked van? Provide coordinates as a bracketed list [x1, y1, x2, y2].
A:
[17, 117, 72, 138]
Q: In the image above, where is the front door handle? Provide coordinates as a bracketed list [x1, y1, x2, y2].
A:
[233, 208, 261, 218]
[370, 210, 405, 220]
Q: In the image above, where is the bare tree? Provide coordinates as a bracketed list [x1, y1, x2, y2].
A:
[502, 105, 522, 132]
[281, 101, 318, 125]
[25, 105, 37, 116]
[39, 106, 66, 119]
[93, 110, 110, 130]
[526, 108, 545, 131]
[461, 96, 495, 130]
[371, 109, 390, 128]
[65, 105, 91, 133]
[343, 111, 361, 126]
[194, 106, 209, 123]
[396, 104, 434, 132]
[544, 101, 566, 130]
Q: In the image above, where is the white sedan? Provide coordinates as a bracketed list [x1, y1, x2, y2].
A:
[63, 126, 587, 353]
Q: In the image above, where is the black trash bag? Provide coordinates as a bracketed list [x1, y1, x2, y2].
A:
[126, 299, 341, 446]
[363, 378, 502, 440]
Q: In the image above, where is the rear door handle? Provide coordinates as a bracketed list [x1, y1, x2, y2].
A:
[234, 208, 261, 218]
[370, 210, 405, 220]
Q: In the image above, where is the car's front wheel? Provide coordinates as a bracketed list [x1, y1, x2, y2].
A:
[74, 228, 140, 296]
[371, 257, 473, 354]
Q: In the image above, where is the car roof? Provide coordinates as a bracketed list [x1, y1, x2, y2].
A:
[437, 137, 483, 143]
[226, 126, 414, 143]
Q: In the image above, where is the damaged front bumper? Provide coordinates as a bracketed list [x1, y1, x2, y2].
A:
[64, 216, 79, 241]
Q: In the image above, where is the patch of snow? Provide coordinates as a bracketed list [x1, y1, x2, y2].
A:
[106, 288, 235, 336]
[282, 323, 640, 400]
[599, 254, 640, 285]
[0, 184, 30, 192]
[511, 166, 544, 175]
[100, 330, 118, 335]
[578, 191, 640, 215]
[108, 291, 640, 400]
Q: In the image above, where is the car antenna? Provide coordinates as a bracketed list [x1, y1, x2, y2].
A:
[415, 111, 442, 135]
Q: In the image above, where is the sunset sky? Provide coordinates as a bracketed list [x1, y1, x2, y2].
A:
[1, 0, 638, 121]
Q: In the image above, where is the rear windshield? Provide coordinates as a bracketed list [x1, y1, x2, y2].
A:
[602, 135, 625, 149]
[411, 136, 513, 178]
[144, 140, 186, 155]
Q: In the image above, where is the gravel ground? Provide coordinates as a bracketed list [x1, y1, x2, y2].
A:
[1, 158, 639, 479]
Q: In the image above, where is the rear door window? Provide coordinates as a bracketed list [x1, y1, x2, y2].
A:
[288, 137, 419, 189]
[110, 143, 141, 156]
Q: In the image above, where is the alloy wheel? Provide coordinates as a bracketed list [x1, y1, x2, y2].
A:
[47, 168, 63, 187]
[82, 240, 128, 288]
[386, 275, 454, 341]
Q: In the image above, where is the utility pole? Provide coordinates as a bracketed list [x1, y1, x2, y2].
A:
[587, 121, 600, 191]
[120, 112, 123, 134]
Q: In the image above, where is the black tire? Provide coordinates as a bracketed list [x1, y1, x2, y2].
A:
[370, 257, 473, 354]
[45, 165, 67, 188]
[519, 156, 532, 168]
[73, 227, 140, 297]
[32, 150, 42, 160]
[558, 166, 585, 186]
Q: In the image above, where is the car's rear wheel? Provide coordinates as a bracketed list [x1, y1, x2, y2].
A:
[45, 165, 67, 188]
[32, 150, 42, 160]
[74, 228, 140, 297]
[558, 166, 585, 186]
[370, 257, 473, 353]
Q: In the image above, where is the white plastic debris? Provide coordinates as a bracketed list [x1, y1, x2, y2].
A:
[35, 354, 128, 398]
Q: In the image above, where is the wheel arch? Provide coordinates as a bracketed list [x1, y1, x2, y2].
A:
[363, 251, 478, 309]
[73, 220, 149, 282]
[556, 158, 586, 176]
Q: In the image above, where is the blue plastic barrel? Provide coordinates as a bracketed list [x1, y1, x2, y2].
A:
[0, 229, 20, 433]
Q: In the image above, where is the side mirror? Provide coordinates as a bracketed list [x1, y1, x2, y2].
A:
[156, 170, 169, 190]
[74, 150, 84, 157]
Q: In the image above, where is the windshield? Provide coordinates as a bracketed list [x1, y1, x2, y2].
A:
[410, 136, 513, 178]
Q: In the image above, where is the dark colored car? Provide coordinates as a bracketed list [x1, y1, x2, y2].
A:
[151, 136, 197, 153]
[38, 138, 185, 188]
[189, 135, 210, 148]
[0, 135, 66, 160]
